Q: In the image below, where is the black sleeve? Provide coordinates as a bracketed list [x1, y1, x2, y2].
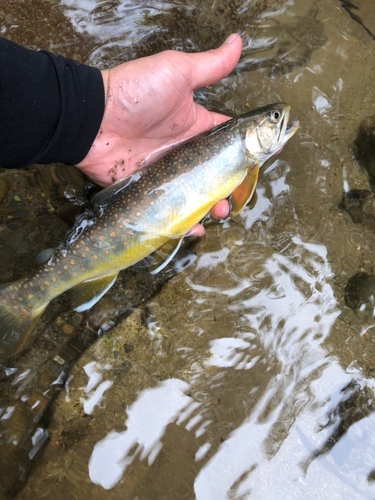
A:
[0, 37, 105, 169]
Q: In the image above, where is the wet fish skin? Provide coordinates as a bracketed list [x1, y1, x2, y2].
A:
[0, 103, 299, 357]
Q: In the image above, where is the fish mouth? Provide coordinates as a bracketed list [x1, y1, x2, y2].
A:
[279, 105, 299, 148]
[273, 106, 299, 155]
[283, 119, 299, 142]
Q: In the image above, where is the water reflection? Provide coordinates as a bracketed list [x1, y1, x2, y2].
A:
[89, 379, 193, 489]
[195, 367, 375, 499]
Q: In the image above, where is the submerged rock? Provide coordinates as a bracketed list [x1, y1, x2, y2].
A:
[339, 189, 375, 229]
[345, 272, 375, 309]
[354, 114, 375, 191]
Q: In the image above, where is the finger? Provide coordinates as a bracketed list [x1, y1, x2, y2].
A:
[210, 200, 230, 220]
[187, 223, 205, 237]
[186, 200, 230, 238]
[185, 34, 242, 89]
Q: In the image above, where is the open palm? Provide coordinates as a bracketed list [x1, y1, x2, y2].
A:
[77, 34, 242, 232]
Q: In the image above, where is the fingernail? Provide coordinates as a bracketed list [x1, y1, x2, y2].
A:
[223, 33, 237, 45]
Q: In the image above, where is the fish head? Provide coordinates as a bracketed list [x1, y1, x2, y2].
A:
[244, 103, 299, 164]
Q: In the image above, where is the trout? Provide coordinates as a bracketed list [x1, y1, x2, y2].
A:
[0, 103, 299, 357]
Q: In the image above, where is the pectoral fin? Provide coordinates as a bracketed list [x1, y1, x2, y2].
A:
[71, 273, 119, 312]
[150, 237, 184, 275]
[230, 163, 259, 216]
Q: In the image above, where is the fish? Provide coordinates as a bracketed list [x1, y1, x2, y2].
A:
[0, 102, 299, 357]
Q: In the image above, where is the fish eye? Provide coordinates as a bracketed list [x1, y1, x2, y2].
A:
[269, 110, 281, 123]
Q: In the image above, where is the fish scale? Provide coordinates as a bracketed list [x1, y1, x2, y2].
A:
[0, 103, 299, 357]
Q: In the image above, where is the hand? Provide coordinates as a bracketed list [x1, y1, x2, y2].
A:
[77, 34, 243, 235]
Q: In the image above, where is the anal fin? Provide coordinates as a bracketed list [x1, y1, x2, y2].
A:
[231, 163, 259, 216]
[71, 273, 118, 312]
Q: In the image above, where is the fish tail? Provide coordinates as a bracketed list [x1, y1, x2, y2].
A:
[0, 280, 48, 358]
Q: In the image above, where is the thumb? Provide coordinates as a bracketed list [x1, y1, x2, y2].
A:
[185, 34, 242, 89]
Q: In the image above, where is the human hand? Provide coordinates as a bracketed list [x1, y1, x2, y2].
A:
[77, 34, 242, 235]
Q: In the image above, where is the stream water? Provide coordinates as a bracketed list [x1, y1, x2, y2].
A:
[1, 0, 375, 498]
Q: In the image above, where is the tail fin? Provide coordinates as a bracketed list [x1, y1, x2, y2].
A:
[0, 280, 48, 358]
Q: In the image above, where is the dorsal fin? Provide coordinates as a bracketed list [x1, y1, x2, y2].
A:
[90, 172, 142, 213]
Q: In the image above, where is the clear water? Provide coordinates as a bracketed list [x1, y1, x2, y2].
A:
[1, 0, 375, 498]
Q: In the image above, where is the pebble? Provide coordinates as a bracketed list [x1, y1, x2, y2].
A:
[62, 324, 74, 335]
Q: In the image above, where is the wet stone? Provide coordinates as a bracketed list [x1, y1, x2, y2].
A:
[123, 342, 134, 353]
[62, 324, 74, 335]
[35, 248, 55, 265]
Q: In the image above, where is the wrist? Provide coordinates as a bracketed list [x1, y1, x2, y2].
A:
[100, 69, 110, 105]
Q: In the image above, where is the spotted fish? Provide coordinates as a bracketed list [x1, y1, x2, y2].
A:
[0, 103, 299, 357]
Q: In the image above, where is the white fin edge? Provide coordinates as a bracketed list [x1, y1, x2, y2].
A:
[73, 275, 118, 312]
[150, 237, 184, 275]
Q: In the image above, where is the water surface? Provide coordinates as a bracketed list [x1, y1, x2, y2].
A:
[1, 0, 375, 498]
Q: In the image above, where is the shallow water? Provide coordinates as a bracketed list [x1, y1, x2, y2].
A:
[2, 0, 375, 498]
